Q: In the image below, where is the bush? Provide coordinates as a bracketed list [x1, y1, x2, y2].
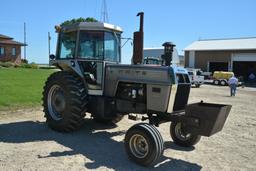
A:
[0, 62, 15, 68]
[19, 62, 39, 69]
[39, 66, 57, 69]
[0, 61, 39, 69]
[21, 59, 28, 64]
[30, 62, 39, 69]
[14, 64, 20, 68]
[19, 63, 30, 68]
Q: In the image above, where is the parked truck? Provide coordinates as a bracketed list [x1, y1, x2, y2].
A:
[186, 68, 204, 88]
[43, 12, 232, 166]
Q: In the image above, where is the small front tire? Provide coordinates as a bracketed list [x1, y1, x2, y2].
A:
[170, 122, 201, 147]
[124, 123, 164, 166]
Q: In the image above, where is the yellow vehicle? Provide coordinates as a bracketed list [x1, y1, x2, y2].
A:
[213, 71, 234, 85]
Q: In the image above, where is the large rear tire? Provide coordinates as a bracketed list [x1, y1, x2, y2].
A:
[170, 122, 201, 147]
[42, 71, 88, 132]
[124, 123, 164, 166]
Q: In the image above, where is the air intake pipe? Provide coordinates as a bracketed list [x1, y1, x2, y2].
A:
[132, 12, 144, 65]
[161, 42, 176, 66]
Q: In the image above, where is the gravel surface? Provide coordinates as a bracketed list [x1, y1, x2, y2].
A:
[0, 85, 255, 171]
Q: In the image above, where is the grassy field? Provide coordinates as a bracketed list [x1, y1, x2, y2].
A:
[0, 68, 56, 110]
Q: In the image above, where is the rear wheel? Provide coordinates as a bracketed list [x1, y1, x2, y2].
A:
[213, 80, 219, 85]
[124, 123, 164, 166]
[42, 71, 88, 132]
[170, 122, 201, 147]
[220, 80, 227, 86]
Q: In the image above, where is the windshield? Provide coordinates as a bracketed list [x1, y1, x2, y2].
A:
[144, 58, 161, 65]
[78, 31, 104, 60]
[78, 31, 120, 62]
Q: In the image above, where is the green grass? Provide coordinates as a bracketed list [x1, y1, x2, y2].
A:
[0, 68, 56, 110]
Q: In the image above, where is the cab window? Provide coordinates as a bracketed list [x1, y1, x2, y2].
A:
[58, 31, 77, 59]
[104, 32, 120, 62]
[78, 31, 104, 60]
[78, 31, 120, 62]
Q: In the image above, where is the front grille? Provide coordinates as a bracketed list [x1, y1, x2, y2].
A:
[173, 84, 190, 111]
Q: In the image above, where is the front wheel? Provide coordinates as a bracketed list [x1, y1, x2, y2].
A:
[170, 122, 201, 147]
[124, 123, 164, 166]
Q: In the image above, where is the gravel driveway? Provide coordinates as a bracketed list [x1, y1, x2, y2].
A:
[0, 85, 255, 171]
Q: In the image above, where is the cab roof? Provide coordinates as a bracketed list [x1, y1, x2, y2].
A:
[61, 22, 123, 33]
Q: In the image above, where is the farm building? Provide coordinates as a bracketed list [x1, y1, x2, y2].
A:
[0, 34, 26, 64]
[184, 37, 256, 81]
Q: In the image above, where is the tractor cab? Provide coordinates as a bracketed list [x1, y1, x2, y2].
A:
[51, 22, 122, 94]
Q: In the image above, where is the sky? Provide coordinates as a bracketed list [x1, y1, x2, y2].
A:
[0, 0, 255, 64]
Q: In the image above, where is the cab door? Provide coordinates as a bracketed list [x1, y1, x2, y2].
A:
[77, 31, 120, 95]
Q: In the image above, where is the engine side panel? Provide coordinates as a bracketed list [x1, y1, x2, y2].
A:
[146, 84, 171, 112]
[104, 64, 174, 97]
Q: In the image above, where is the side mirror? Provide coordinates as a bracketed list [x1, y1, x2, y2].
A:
[49, 54, 56, 60]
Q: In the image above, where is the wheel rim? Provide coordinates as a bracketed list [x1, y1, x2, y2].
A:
[129, 134, 149, 158]
[214, 80, 218, 85]
[174, 123, 191, 141]
[221, 81, 225, 85]
[47, 85, 66, 121]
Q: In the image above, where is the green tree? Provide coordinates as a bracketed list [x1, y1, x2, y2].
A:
[60, 17, 98, 27]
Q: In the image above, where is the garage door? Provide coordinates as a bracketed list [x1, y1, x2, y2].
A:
[232, 53, 256, 81]
[209, 62, 229, 73]
[232, 53, 256, 62]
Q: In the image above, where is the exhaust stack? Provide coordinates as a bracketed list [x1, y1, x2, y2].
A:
[132, 12, 144, 65]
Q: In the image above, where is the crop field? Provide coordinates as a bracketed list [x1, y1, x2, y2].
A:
[0, 68, 55, 110]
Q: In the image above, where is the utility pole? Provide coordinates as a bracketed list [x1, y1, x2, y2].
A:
[24, 22, 26, 60]
[101, 0, 109, 23]
[48, 32, 51, 57]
